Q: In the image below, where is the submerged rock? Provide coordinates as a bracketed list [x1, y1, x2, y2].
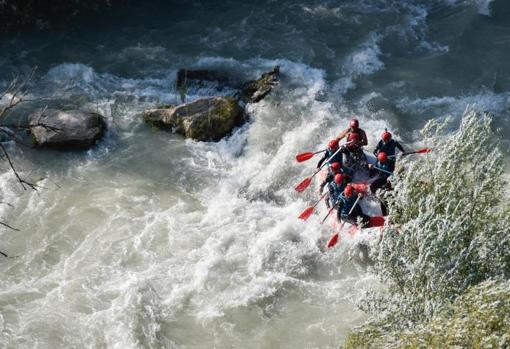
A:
[175, 66, 280, 104]
[176, 69, 233, 89]
[240, 65, 280, 103]
[29, 109, 106, 150]
[143, 97, 244, 142]
[176, 69, 236, 103]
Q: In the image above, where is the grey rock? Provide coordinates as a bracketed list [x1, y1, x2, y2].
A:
[176, 69, 233, 89]
[176, 69, 239, 103]
[29, 109, 106, 150]
[241, 65, 280, 103]
[143, 97, 244, 142]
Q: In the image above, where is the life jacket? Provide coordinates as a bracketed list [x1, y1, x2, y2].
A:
[325, 148, 343, 165]
[320, 169, 339, 192]
[376, 139, 398, 157]
[338, 192, 359, 216]
[376, 160, 394, 178]
[328, 180, 347, 206]
[346, 128, 364, 144]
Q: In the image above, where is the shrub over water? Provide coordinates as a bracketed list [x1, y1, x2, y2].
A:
[345, 109, 510, 347]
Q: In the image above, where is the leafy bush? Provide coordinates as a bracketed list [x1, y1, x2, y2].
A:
[344, 280, 510, 349]
[345, 109, 510, 347]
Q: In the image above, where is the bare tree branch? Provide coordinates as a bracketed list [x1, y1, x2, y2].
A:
[2, 122, 62, 132]
[0, 221, 20, 231]
[0, 68, 52, 244]
[0, 67, 37, 121]
[0, 143, 40, 191]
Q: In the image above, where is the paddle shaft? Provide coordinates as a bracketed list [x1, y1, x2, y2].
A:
[373, 166, 393, 175]
[348, 194, 362, 216]
[317, 141, 353, 170]
[313, 192, 328, 208]
[309, 145, 345, 182]
[321, 206, 335, 224]
[295, 141, 355, 192]
[388, 148, 430, 159]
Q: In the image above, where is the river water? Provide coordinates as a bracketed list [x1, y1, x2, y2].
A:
[0, 1, 509, 348]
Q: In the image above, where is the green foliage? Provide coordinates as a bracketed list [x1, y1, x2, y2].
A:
[344, 280, 510, 349]
[345, 109, 510, 347]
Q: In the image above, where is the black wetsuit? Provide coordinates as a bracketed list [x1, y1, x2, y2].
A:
[373, 139, 405, 159]
[336, 193, 370, 226]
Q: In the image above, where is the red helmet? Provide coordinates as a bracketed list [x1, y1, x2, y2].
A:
[334, 173, 344, 184]
[328, 139, 339, 151]
[344, 184, 354, 197]
[330, 162, 341, 172]
[349, 118, 359, 129]
[377, 152, 388, 163]
[382, 131, 392, 142]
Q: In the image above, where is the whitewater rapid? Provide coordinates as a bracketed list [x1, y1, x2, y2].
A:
[0, 58, 392, 348]
[1, 1, 510, 348]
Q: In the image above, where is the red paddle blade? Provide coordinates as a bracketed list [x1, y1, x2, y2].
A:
[327, 233, 339, 248]
[296, 152, 314, 162]
[298, 207, 314, 220]
[416, 148, 432, 154]
[351, 182, 368, 194]
[369, 216, 385, 227]
[295, 177, 312, 193]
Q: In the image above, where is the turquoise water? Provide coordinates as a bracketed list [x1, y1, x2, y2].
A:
[0, 1, 509, 348]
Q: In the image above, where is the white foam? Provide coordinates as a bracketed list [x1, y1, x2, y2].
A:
[335, 32, 384, 96]
[302, 4, 342, 18]
[0, 57, 382, 348]
[474, 0, 495, 16]
[396, 91, 510, 118]
[441, 0, 495, 16]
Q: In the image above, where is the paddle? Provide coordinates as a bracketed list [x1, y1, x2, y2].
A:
[348, 194, 362, 215]
[327, 221, 344, 248]
[298, 192, 328, 220]
[327, 194, 362, 249]
[388, 147, 431, 159]
[369, 216, 385, 227]
[295, 144, 345, 193]
[326, 232, 339, 248]
[327, 233, 339, 248]
[296, 150, 326, 163]
[338, 215, 385, 240]
[406, 147, 432, 155]
[320, 206, 335, 225]
[295, 140, 354, 165]
[373, 166, 393, 176]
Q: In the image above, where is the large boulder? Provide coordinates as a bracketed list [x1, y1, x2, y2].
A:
[240, 65, 280, 103]
[143, 97, 244, 142]
[29, 109, 106, 150]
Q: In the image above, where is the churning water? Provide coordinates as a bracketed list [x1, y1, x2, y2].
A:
[1, 1, 510, 348]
